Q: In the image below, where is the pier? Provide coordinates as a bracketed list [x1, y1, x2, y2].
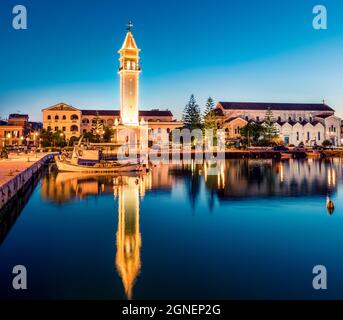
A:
[0, 153, 55, 210]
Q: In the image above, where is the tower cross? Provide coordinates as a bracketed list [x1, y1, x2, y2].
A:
[127, 21, 133, 31]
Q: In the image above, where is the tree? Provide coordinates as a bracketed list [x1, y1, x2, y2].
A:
[322, 139, 333, 148]
[40, 128, 54, 147]
[103, 127, 114, 142]
[263, 108, 279, 142]
[52, 130, 66, 147]
[69, 136, 79, 146]
[240, 122, 265, 146]
[83, 131, 97, 143]
[203, 97, 217, 130]
[182, 94, 202, 130]
[92, 111, 103, 135]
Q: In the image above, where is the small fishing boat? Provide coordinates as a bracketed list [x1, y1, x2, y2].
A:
[54, 136, 144, 173]
[55, 155, 143, 172]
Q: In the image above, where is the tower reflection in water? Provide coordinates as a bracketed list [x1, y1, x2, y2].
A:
[39, 159, 342, 298]
[113, 176, 142, 300]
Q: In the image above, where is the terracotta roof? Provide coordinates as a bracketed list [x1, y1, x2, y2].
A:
[80, 109, 173, 117]
[218, 102, 334, 112]
[139, 110, 173, 117]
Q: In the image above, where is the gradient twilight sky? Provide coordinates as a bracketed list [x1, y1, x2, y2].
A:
[0, 0, 343, 121]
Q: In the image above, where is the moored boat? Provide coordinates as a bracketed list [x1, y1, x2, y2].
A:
[55, 155, 143, 172]
[54, 136, 145, 172]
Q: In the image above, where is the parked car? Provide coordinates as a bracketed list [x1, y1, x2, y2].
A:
[273, 146, 289, 152]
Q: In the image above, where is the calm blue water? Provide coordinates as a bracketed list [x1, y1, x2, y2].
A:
[0, 158, 342, 300]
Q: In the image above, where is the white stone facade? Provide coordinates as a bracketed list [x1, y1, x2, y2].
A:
[216, 102, 341, 146]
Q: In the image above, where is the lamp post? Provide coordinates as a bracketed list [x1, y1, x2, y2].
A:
[6, 132, 11, 145]
[34, 132, 39, 147]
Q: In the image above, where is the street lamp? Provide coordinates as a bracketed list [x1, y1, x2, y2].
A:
[6, 133, 11, 148]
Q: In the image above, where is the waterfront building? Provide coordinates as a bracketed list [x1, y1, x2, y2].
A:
[42, 24, 182, 143]
[215, 102, 342, 146]
[0, 113, 43, 148]
[0, 114, 29, 147]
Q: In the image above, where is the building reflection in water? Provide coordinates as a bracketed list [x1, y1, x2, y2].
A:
[40, 158, 343, 297]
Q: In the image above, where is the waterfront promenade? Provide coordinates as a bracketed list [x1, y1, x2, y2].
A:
[0, 153, 55, 210]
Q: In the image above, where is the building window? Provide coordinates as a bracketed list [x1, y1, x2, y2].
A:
[62, 127, 66, 132]
[299, 117, 302, 122]
[307, 132, 310, 141]
[245, 116, 249, 121]
[71, 114, 79, 120]
[71, 125, 78, 132]
[167, 128, 170, 134]
[83, 129, 87, 134]
[55, 115, 59, 120]
[47, 126, 51, 131]
[288, 117, 292, 121]
[62, 115, 66, 120]
[334, 127, 336, 132]
[55, 127, 59, 132]
[296, 132, 299, 141]
[318, 131, 321, 141]
[47, 115, 51, 120]
[309, 117, 312, 122]
[278, 116, 281, 122]
[157, 128, 161, 134]
[82, 119, 90, 124]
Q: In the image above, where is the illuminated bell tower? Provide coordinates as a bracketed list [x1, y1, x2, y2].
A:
[119, 22, 141, 126]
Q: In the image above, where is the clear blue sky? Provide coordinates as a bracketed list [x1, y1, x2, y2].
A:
[0, 0, 342, 121]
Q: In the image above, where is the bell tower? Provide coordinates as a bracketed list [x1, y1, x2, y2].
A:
[118, 22, 141, 126]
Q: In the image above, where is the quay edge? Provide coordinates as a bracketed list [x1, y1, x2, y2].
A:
[0, 154, 55, 211]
